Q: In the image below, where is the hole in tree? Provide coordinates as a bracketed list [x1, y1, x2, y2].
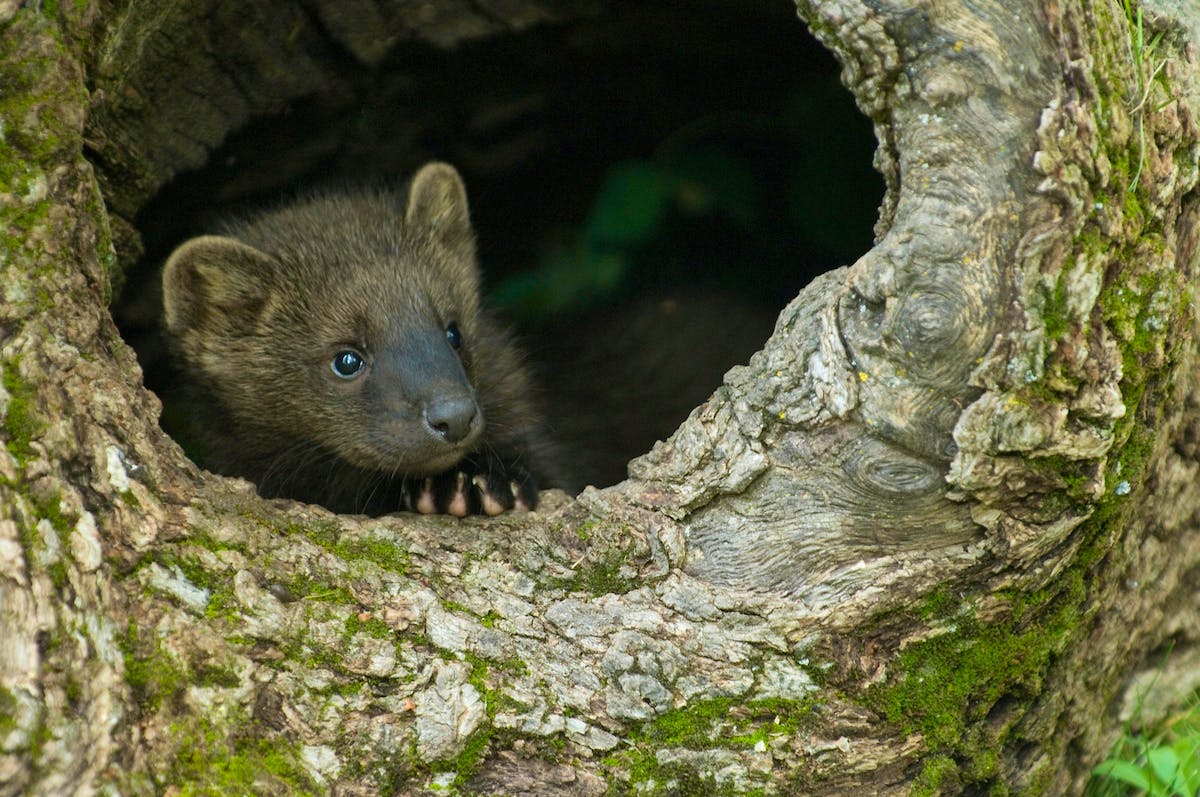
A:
[109, 1, 883, 506]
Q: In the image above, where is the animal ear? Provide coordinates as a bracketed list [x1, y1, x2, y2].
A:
[404, 162, 473, 247]
[162, 235, 277, 334]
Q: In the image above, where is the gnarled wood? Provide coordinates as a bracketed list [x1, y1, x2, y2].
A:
[3, 0, 1200, 794]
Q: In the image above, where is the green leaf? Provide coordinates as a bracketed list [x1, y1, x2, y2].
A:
[1148, 746, 1182, 792]
[1093, 758, 1152, 791]
[489, 245, 631, 324]
[1173, 734, 1200, 795]
[584, 162, 669, 247]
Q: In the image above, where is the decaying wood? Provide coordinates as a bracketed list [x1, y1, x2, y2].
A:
[2, 0, 1200, 794]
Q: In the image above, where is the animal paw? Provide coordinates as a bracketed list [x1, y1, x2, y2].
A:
[405, 455, 538, 517]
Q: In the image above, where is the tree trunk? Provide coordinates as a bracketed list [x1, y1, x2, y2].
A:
[3, 0, 1200, 794]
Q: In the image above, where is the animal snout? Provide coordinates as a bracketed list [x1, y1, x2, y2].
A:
[423, 395, 479, 444]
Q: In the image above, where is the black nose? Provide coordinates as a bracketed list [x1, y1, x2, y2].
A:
[423, 396, 478, 443]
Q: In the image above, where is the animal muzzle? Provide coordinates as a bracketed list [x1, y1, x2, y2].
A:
[423, 394, 480, 444]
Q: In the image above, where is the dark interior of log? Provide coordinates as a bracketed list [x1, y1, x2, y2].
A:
[107, 0, 882, 491]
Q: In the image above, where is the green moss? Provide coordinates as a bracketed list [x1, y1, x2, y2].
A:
[46, 560, 70, 591]
[190, 532, 249, 556]
[348, 754, 415, 797]
[545, 547, 638, 596]
[611, 765, 750, 797]
[168, 554, 219, 594]
[642, 698, 814, 750]
[299, 646, 343, 673]
[0, 12, 84, 277]
[580, 551, 637, 595]
[441, 598, 471, 615]
[643, 698, 741, 747]
[289, 517, 410, 575]
[295, 519, 341, 551]
[153, 551, 243, 621]
[61, 673, 82, 709]
[423, 651, 542, 787]
[194, 662, 241, 689]
[2, 360, 41, 466]
[322, 679, 365, 698]
[294, 581, 355, 604]
[859, 562, 1088, 791]
[492, 655, 529, 677]
[1, 11, 97, 477]
[606, 756, 751, 797]
[31, 491, 72, 534]
[0, 686, 18, 737]
[166, 712, 318, 796]
[120, 621, 188, 713]
[429, 654, 495, 783]
[343, 611, 393, 640]
[891, 10, 1194, 786]
[917, 591, 1072, 724]
[911, 755, 961, 797]
[6, 479, 80, 591]
[575, 519, 599, 540]
[863, 352, 1169, 788]
[915, 589, 956, 621]
[443, 724, 493, 786]
[335, 536, 410, 574]
[1018, 0, 1181, 519]
[599, 697, 817, 795]
[1041, 267, 1072, 342]
[26, 711, 52, 767]
[12, 501, 37, 568]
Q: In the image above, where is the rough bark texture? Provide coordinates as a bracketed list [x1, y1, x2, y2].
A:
[2, 1, 1200, 795]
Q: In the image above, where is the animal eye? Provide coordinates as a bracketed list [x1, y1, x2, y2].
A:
[331, 349, 365, 379]
[445, 321, 462, 350]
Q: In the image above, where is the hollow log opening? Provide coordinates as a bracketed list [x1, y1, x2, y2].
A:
[98, 0, 883, 495]
[8, 0, 1200, 793]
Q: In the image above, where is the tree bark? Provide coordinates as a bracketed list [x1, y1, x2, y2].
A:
[3, 0, 1200, 795]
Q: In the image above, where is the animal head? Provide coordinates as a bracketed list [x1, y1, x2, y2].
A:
[162, 162, 488, 473]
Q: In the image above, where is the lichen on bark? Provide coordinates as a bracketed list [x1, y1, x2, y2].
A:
[1, 7, 138, 795]
[3, 0, 1200, 794]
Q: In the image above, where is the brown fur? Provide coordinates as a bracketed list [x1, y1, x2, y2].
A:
[536, 290, 777, 487]
[161, 163, 565, 515]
